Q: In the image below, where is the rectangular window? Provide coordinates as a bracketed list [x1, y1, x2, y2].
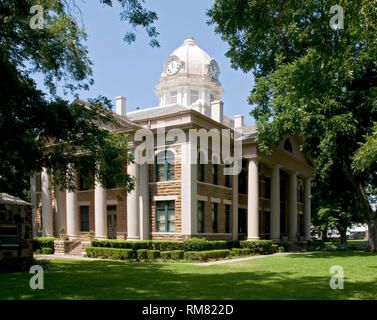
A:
[190, 90, 199, 105]
[170, 90, 177, 104]
[225, 164, 231, 187]
[198, 152, 205, 182]
[80, 206, 89, 232]
[238, 208, 247, 233]
[155, 151, 175, 182]
[213, 164, 218, 185]
[265, 177, 271, 199]
[225, 205, 231, 233]
[212, 203, 218, 233]
[156, 201, 175, 232]
[197, 201, 205, 233]
[0, 225, 18, 246]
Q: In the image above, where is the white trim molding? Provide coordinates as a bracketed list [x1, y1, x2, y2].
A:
[210, 197, 221, 203]
[197, 195, 208, 202]
[153, 195, 179, 201]
[78, 201, 90, 206]
[223, 199, 232, 205]
[106, 200, 118, 205]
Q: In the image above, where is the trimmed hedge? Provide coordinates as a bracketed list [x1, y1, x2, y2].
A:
[86, 247, 133, 260]
[230, 248, 251, 256]
[91, 239, 240, 252]
[136, 249, 148, 260]
[32, 237, 59, 253]
[184, 249, 230, 261]
[170, 250, 184, 260]
[271, 244, 278, 253]
[160, 251, 171, 259]
[147, 250, 160, 260]
[42, 247, 53, 254]
[240, 240, 273, 254]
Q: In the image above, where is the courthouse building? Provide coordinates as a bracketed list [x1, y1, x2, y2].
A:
[31, 37, 314, 248]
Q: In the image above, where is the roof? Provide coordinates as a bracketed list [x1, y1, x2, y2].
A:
[73, 99, 140, 131]
[127, 104, 190, 122]
[0, 193, 32, 206]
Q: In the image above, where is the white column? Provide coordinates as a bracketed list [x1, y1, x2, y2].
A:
[232, 170, 239, 240]
[30, 174, 38, 237]
[41, 168, 53, 237]
[304, 178, 312, 240]
[181, 142, 197, 236]
[66, 172, 79, 239]
[270, 165, 281, 242]
[247, 159, 259, 240]
[55, 184, 66, 235]
[127, 162, 140, 240]
[95, 178, 107, 239]
[139, 163, 149, 240]
[289, 172, 298, 241]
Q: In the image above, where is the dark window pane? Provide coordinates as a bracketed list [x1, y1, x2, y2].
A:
[80, 206, 89, 232]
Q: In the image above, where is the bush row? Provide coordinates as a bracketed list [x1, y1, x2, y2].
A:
[91, 238, 274, 252]
[32, 237, 59, 253]
[86, 247, 133, 260]
[184, 249, 231, 261]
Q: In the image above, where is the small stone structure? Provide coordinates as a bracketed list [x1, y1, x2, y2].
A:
[0, 193, 33, 264]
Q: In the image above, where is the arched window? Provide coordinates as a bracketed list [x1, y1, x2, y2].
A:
[299, 183, 304, 203]
[284, 138, 293, 153]
[155, 150, 175, 182]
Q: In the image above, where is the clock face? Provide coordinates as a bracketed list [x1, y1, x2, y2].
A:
[209, 61, 219, 80]
[166, 57, 181, 75]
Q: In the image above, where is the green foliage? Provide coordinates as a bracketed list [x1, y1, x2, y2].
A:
[136, 249, 148, 260]
[160, 251, 171, 259]
[278, 246, 285, 253]
[271, 244, 278, 254]
[169, 250, 184, 260]
[240, 240, 273, 254]
[184, 250, 230, 262]
[147, 250, 160, 260]
[230, 248, 251, 256]
[85, 247, 133, 260]
[182, 238, 237, 251]
[208, 0, 377, 251]
[42, 247, 53, 254]
[32, 237, 58, 252]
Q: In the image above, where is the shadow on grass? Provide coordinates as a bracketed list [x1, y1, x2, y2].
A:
[1, 257, 376, 300]
[286, 251, 377, 259]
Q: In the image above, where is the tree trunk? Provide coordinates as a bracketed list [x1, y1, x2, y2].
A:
[367, 213, 377, 252]
[339, 229, 347, 245]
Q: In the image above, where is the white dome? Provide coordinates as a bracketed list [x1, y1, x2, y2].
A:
[170, 37, 212, 76]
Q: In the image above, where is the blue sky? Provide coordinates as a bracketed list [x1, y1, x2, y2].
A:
[41, 0, 256, 125]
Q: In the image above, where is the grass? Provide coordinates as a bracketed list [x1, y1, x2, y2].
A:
[0, 251, 376, 300]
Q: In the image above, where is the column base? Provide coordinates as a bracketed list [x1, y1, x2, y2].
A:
[270, 238, 280, 243]
[127, 236, 141, 241]
[95, 235, 108, 240]
[68, 235, 79, 240]
[247, 237, 260, 240]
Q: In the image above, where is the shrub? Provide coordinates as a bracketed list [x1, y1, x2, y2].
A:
[271, 244, 278, 253]
[278, 246, 285, 253]
[91, 240, 152, 250]
[170, 250, 184, 260]
[42, 247, 53, 254]
[85, 247, 133, 260]
[278, 242, 290, 252]
[32, 237, 58, 253]
[147, 250, 161, 260]
[240, 240, 273, 254]
[230, 248, 251, 256]
[160, 251, 171, 259]
[184, 249, 230, 261]
[136, 249, 148, 260]
[152, 241, 184, 251]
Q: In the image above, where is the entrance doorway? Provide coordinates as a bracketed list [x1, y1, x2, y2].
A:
[107, 205, 117, 239]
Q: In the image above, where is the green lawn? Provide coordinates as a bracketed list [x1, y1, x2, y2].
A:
[1, 251, 376, 300]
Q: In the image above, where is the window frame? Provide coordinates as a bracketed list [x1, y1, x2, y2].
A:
[225, 204, 231, 233]
[0, 225, 18, 247]
[156, 201, 176, 233]
[155, 150, 175, 182]
[80, 206, 90, 232]
[212, 203, 218, 233]
[197, 201, 205, 233]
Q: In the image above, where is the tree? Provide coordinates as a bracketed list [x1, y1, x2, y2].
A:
[0, 0, 158, 198]
[208, 0, 377, 251]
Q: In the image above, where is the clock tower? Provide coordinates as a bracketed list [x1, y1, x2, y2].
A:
[155, 37, 224, 117]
